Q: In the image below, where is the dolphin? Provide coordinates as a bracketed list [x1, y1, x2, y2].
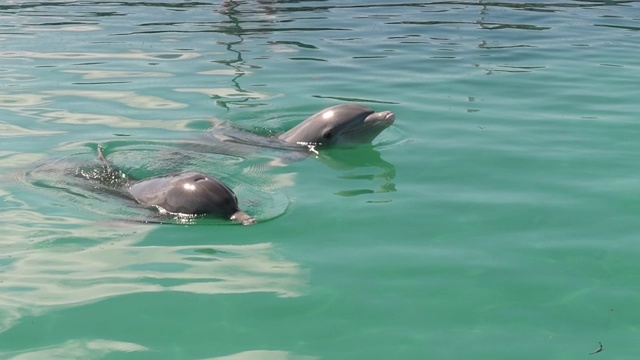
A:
[195, 103, 395, 157]
[90, 147, 255, 225]
[278, 103, 396, 148]
[75, 104, 394, 223]
[127, 172, 255, 225]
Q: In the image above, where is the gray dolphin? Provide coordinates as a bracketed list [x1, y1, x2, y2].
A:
[78, 104, 394, 223]
[196, 103, 395, 157]
[128, 172, 255, 225]
[279, 103, 396, 148]
[92, 147, 255, 225]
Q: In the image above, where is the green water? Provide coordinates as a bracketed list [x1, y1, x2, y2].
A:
[1, 1, 639, 359]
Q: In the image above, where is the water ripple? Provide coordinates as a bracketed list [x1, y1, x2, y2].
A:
[1, 0, 639, 357]
[0, 236, 306, 332]
[0, 51, 200, 61]
[1, 339, 147, 359]
[43, 90, 186, 109]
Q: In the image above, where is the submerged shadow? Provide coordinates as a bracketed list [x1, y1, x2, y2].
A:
[316, 145, 396, 197]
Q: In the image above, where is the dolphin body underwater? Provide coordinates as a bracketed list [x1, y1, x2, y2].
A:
[80, 104, 395, 224]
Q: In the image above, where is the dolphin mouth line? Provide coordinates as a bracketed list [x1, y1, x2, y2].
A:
[339, 111, 395, 135]
[366, 111, 395, 127]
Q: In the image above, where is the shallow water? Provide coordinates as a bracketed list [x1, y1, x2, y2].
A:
[1, 1, 640, 359]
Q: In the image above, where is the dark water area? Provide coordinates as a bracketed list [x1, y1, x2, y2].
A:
[1, 1, 639, 359]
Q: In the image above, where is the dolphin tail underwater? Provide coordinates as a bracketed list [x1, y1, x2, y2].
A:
[95, 146, 255, 225]
[278, 103, 395, 147]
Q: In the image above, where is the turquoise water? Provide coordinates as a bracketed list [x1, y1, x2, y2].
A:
[1, 1, 639, 358]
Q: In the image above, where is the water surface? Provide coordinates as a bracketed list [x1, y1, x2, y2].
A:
[1, 1, 640, 359]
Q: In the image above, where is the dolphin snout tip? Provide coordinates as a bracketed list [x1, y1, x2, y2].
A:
[231, 210, 256, 225]
[242, 218, 257, 226]
[378, 110, 395, 126]
[385, 111, 395, 123]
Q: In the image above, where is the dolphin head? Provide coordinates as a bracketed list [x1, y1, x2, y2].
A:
[128, 172, 255, 225]
[278, 104, 395, 147]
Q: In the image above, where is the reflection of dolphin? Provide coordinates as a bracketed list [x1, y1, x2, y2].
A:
[316, 145, 397, 197]
[84, 147, 256, 225]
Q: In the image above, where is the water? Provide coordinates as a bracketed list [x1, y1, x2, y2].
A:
[1, 1, 639, 359]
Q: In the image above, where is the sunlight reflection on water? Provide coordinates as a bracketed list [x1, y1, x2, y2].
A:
[2, 0, 639, 358]
[0, 229, 306, 332]
[1, 342, 317, 360]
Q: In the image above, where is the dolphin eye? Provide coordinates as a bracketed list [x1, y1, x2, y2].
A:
[323, 131, 333, 140]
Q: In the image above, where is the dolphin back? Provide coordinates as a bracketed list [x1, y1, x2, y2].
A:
[128, 172, 243, 220]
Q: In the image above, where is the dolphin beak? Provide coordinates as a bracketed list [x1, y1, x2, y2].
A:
[231, 210, 256, 225]
[382, 111, 395, 125]
[365, 111, 395, 128]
